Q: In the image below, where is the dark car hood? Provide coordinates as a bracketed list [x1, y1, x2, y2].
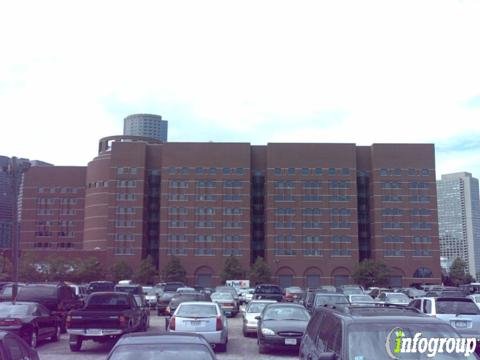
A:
[261, 319, 309, 333]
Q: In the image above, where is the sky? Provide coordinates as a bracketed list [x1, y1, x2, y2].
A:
[1, 0, 479, 179]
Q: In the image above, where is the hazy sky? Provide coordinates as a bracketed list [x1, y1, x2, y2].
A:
[1, 0, 479, 178]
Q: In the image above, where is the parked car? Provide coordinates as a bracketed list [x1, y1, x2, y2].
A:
[13, 283, 83, 333]
[144, 288, 159, 309]
[114, 284, 144, 296]
[376, 292, 410, 306]
[468, 294, 480, 309]
[177, 287, 197, 294]
[337, 285, 364, 295]
[399, 287, 427, 299]
[68, 284, 88, 302]
[168, 301, 228, 352]
[214, 286, 239, 304]
[157, 282, 186, 315]
[106, 332, 217, 360]
[283, 287, 304, 302]
[0, 283, 26, 302]
[241, 300, 276, 337]
[0, 301, 61, 348]
[253, 284, 283, 302]
[210, 292, 238, 317]
[409, 297, 480, 337]
[256, 303, 310, 354]
[0, 330, 39, 360]
[425, 289, 466, 298]
[86, 281, 115, 294]
[299, 304, 479, 359]
[165, 292, 211, 329]
[132, 294, 150, 332]
[66, 292, 143, 352]
[309, 293, 349, 314]
[347, 294, 375, 305]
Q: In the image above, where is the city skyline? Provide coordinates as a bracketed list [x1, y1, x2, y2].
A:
[1, 1, 479, 178]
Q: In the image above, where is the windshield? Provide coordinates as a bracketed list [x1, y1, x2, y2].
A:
[164, 284, 183, 292]
[263, 306, 310, 321]
[351, 295, 374, 302]
[16, 286, 57, 299]
[109, 344, 214, 360]
[176, 304, 217, 317]
[348, 323, 478, 359]
[211, 292, 233, 300]
[89, 283, 114, 292]
[314, 295, 349, 307]
[436, 300, 480, 315]
[0, 304, 31, 316]
[247, 302, 270, 313]
[343, 289, 364, 295]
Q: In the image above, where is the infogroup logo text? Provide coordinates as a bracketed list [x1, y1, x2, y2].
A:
[385, 327, 477, 359]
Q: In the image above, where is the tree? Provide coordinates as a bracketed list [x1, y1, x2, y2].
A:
[133, 256, 158, 285]
[352, 259, 391, 288]
[74, 257, 105, 283]
[220, 256, 246, 283]
[0, 256, 12, 281]
[249, 257, 271, 286]
[110, 261, 134, 283]
[19, 253, 45, 282]
[449, 257, 469, 286]
[161, 256, 186, 283]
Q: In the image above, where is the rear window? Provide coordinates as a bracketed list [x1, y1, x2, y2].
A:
[164, 284, 183, 292]
[263, 306, 310, 321]
[87, 294, 131, 308]
[436, 300, 480, 315]
[115, 286, 142, 295]
[109, 343, 214, 360]
[314, 295, 349, 307]
[256, 286, 282, 294]
[176, 304, 218, 317]
[0, 303, 31, 316]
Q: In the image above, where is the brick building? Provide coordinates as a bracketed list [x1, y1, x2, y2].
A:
[19, 136, 442, 287]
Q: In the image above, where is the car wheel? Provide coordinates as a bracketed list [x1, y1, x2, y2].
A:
[242, 328, 248, 337]
[51, 325, 61, 342]
[69, 335, 83, 352]
[258, 343, 267, 354]
[28, 329, 38, 349]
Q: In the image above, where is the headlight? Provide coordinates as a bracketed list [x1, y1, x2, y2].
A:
[261, 328, 275, 336]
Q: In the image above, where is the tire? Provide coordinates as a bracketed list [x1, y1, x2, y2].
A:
[69, 335, 83, 352]
[258, 343, 267, 354]
[28, 329, 38, 349]
[60, 320, 67, 334]
[51, 325, 61, 342]
[242, 328, 248, 337]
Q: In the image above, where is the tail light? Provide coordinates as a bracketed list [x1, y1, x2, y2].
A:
[216, 316, 223, 331]
[0, 318, 22, 326]
[65, 315, 71, 329]
[169, 316, 176, 330]
[119, 315, 127, 328]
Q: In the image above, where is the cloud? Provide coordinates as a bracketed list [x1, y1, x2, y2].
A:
[0, 0, 479, 178]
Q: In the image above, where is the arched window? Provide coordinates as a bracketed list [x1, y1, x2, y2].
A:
[413, 267, 432, 278]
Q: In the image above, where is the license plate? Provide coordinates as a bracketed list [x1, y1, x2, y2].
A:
[190, 320, 201, 326]
[455, 321, 467, 328]
[86, 329, 102, 335]
[285, 338, 297, 345]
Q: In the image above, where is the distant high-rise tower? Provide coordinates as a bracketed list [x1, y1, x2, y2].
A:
[123, 114, 168, 142]
[437, 172, 480, 278]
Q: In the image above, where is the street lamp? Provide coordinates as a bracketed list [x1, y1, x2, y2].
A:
[1, 157, 30, 300]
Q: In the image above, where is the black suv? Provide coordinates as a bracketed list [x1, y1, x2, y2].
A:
[253, 284, 283, 302]
[14, 283, 83, 333]
[299, 305, 477, 359]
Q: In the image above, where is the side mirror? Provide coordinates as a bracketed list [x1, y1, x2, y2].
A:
[255, 316, 261, 320]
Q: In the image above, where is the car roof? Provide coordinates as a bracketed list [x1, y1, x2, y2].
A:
[117, 332, 210, 345]
[249, 300, 277, 303]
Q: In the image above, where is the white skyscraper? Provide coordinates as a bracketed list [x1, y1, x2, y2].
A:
[437, 172, 480, 278]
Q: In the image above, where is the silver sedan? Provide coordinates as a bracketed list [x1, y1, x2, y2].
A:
[167, 301, 228, 352]
[242, 300, 276, 336]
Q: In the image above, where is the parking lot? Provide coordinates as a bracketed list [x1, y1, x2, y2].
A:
[37, 310, 299, 360]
